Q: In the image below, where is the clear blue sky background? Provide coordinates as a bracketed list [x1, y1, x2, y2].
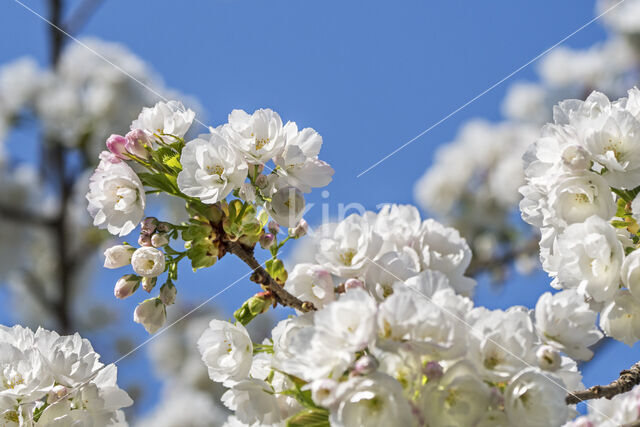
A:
[1, 0, 639, 418]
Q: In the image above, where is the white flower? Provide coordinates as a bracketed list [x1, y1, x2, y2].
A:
[274, 122, 334, 192]
[131, 100, 195, 138]
[546, 172, 615, 227]
[86, 154, 145, 236]
[416, 219, 475, 295]
[314, 288, 377, 353]
[621, 248, 640, 302]
[600, 290, 640, 345]
[306, 379, 339, 408]
[134, 298, 167, 334]
[584, 108, 640, 189]
[224, 108, 285, 163]
[315, 213, 383, 277]
[549, 216, 623, 302]
[103, 245, 134, 269]
[197, 319, 253, 385]
[221, 379, 282, 425]
[0, 325, 132, 425]
[131, 246, 166, 278]
[467, 306, 538, 382]
[330, 372, 416, 427]
[420, 361, 491, 427]
[504, 368, 569, 427]
[177, 132, 248, 204]
[284, 264, 335, 310]
[365, 248, 421, 298]
[534, 290, 603, 360]
[265, 185, 305, 228]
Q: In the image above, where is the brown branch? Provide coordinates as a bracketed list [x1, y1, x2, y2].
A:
[0, 204, 56, 227]
[227, 241, 316, 313]
[623, 421, 640, 427]
[566, 361, 640, 404]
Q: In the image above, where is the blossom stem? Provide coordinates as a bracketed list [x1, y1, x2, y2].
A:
[565, 361, 640, 404]
[227, 241, 316, 312]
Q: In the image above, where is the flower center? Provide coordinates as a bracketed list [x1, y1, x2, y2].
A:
[339, 250, 356, 266]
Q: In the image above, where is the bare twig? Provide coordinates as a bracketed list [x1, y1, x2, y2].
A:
[227, 241, 315, 312]
[566, 361, 640, 404]
[65, 0, 104, 35]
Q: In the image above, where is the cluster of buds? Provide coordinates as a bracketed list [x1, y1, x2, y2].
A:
[138, 217, 170, 248]
[105, 129, 150, 161]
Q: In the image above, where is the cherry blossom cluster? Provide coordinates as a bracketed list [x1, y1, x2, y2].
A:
[520, 88, 640, 346]
[0, 38, 184, 327]
[414, 2, 640, 267]
[88, 100, 334, 333]
[196, 205, 594, 427]
[0, 325, 131, 426]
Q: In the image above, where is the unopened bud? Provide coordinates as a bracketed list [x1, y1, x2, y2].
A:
[133, 298, 167, 334]
[259, 233, 275, 249]
[142, 276, 157, 292]
[151, 233, 169, 247]
[159, 282, 177, 305]
[48, 385, 68, 403]
[138, 233, 152, 247]
[103, 245, 134, 269]
[141, 217, 158, 235]
[106, 134, 128, 160]
[351, 354, 378, 376]
[290, 219, 308, 238]
[345, 278, 365, 290]
[156, 222, 171, 233]
[267, 221, 280, 235]
[422, 361, 443, 381]
[255, 174, 268, 189]
[114, 274, 140, 299]
[234, 293, 273, 325]
[125, 129, 150, 159]
[536, 345, 561, 371]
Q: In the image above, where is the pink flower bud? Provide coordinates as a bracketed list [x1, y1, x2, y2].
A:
[422, 361, 443, 381]
[141, 217, 158, 235]
[345, 278, 364, 290]
[255, 174, 268, 189]
[159, 282, 177, 305]
[267, 221, 280, 235]
[106, 134, 128, 160]
[114, 274, 140, 299]
[351, 354, 378, 376]
[138, 233, 152, 247]
[260, 233, 275, 249]
[125, 129, 150, 159]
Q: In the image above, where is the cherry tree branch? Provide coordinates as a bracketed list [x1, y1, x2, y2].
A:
[227, 241, 316, 313]
[566, 361, 640, 404]
[0, 204, 56, 227]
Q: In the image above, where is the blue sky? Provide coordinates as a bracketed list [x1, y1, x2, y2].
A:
[1, 0, 639, 418]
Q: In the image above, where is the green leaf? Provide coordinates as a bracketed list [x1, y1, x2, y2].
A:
[138, 172, 176, 194]
[286, 408, 330, 427]
[265, 258, 288, 284]
[32, 402, 49, 422]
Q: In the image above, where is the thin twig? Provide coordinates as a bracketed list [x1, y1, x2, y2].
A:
[64, 0, 104, 35]
[566, 361, 640, 404]
[227, 241, 315, 312]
